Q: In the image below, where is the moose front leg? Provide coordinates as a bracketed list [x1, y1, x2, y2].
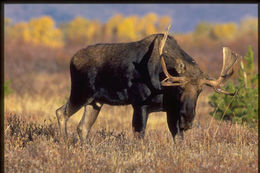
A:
[166, 113, 178, 143]
[132, 106, 149, 139]
[166, 112, 184, 143]
[177, 119, 184, 140]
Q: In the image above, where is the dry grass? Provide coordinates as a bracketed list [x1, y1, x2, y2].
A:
[4, 34, 258, 172]
[4, 89, 258, 172]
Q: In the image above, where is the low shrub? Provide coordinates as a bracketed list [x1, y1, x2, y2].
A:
[208, 46, 258, 127]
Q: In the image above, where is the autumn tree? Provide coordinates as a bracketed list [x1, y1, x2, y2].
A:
[134, 13, 160, 39]
[62, 16, 102, 47]
[158, 16, 171, 31]
[141, 13, 158, 36]
[103, 14, 123, 42]
[64, 16, 90, 46]
[116, 15, 138, 41]
[210, 22, 238, 40]
[4, 18, 28, 42]
[4, 18, 14, 42]
[4, 18, 12, 37]
[21, 16, 63, 48]
[88, 20, 102, 43]
[193, 21, 213, 38]
[240, 17, 258, 34]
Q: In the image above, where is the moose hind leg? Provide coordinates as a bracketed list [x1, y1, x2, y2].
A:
[77, 102, 103, 143]
[56, 101, 82, 142]
[132, 106, 149, 139]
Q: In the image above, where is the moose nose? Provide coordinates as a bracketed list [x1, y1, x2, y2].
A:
[179, 116, 193, 131]
[187, 122, 192, 129]
[180, 116, 185, 129]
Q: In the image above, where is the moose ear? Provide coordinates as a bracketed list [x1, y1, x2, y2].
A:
[175, 58, 185, 74]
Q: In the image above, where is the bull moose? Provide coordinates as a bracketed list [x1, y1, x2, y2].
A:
[56, 26, 239, 143]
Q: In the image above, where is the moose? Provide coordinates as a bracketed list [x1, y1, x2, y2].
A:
[56, 26, 239, 143]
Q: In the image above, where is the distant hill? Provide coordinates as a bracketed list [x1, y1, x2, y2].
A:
[4, 4, 258, 33]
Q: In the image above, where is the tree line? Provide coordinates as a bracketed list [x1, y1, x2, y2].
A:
[4, 13, 257, 49]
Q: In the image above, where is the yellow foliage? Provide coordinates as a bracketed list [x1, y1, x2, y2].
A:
[65, 16, 101, 45]
[142, 13, 158, 35]
[144, 13, 158, 24]
[135, 18, 146, 38]
[145, 23, 157, 35]
[104, 14, 123, 40]
[87, 21, 102, 42]
[8, 22, 28, 40]
[67, 16, 89, 44]
[6, 13, 172, 46]
[8, 13, 257, 48]
[4, 18, 11, 39]
[117, 16, 138, 41]
[158, 16, 171, 31]
[240, 17, 258, 34]
[107, 14, 123, 27]
[104, 13, 160, 41]
[211, 22, 238, 40]
[135, 13, 159, 38]
[4, 18, 11, 26]
[194, 22, 213, 37]
[12, 16, 64, 48]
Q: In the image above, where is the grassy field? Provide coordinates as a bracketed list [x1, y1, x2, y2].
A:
[4, 86, 258, 172]
[4, 26, 258, 172]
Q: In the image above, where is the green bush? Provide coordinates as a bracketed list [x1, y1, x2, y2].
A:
[4, 80, 12, 96]
[208, 46, 258, 127]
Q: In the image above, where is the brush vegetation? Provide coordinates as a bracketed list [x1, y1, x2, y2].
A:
[4, 14, 258, 172]
[209, 46, 258, 127]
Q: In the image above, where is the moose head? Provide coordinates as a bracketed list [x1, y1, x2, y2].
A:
[159, 26, 239, 132]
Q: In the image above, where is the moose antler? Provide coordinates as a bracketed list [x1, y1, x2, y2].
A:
[159, 26, 239, 93]
[202, 47, 239, 95]
[159, 25, 188, 86]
